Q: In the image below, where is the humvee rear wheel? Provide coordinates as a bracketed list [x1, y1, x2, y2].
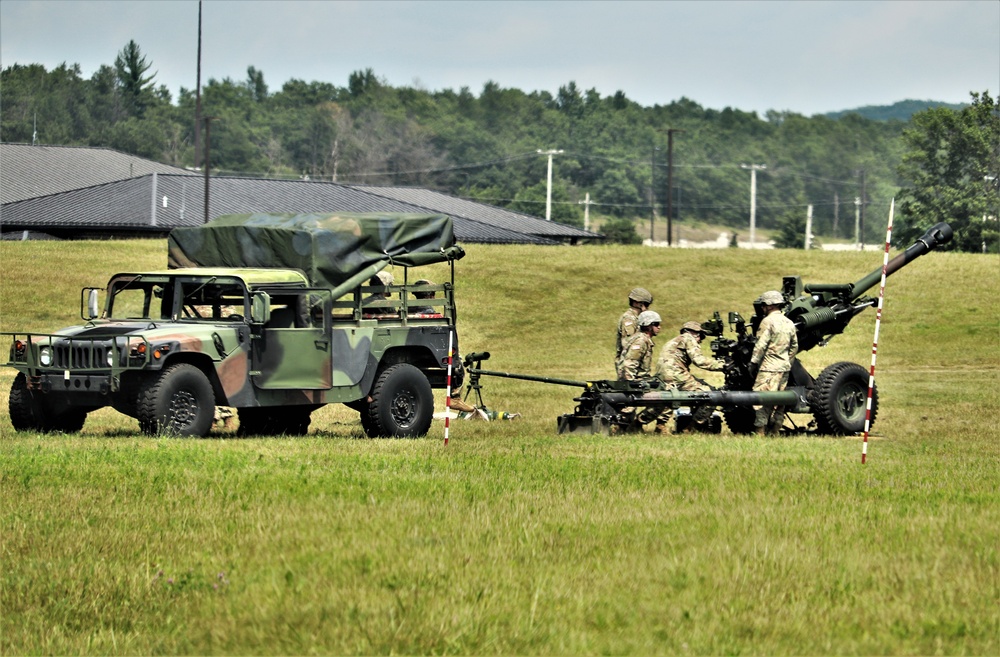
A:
[811, 361, 877, 435]
[137, 364, 215, 437]
[9, 373, 88, 433]
[366, 364, 433, 438]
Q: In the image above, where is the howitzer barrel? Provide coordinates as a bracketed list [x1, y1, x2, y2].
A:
[841, 222, 953, 301]
[599, 388, 802, 408]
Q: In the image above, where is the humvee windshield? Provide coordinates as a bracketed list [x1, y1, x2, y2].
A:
[107, 275, 248, 321]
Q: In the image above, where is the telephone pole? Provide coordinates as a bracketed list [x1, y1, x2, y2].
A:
[650, 145, 658, 242]
[666, 128, 683, 246]
[537, 149, 563, 221]
[578, 192, 595, 232]
[194, 0, 203, 167]
[741, 164, 766, 248]
[203, 116, 216, 224]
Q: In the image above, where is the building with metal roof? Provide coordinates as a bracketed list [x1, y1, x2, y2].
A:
[354, 185, 599, 244]
[1, 143, 603, 245]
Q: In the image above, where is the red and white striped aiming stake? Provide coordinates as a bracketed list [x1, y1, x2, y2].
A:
[862, 198, 894, 464]
[443, 331, 454, 446]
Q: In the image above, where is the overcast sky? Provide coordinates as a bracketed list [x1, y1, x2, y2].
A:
[2, 0, 997, 116]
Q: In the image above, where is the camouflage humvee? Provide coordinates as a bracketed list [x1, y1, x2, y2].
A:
[4, 213, 465, 438]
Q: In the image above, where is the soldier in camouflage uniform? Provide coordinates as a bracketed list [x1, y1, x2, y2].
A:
[750, 290, 799, 435]
[615, 287, 653, 369]
[656, 321, 726, 432]
[616, 310, 671, 433]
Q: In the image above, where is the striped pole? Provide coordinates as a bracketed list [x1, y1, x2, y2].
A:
[863, 199, 894, 464]
[443, 331, 454, 446]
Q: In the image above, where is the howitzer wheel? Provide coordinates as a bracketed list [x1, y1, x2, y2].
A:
[811, 361, 877, 435]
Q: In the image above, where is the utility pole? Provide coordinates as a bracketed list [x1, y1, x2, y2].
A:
[832, 189, 840, 236]
[537, 149, 563, 221]
[194, 0, 203, 168]
[805, 204, 813, 250]
[666, 128, 683, 246]
[578, 192, 595, 232]
[203, 116, 216, 224]
[650, 145, 658, 242]
[859, 169, 867, 249]
[854, 196, 861, 250]
[741, 164, 766, 248]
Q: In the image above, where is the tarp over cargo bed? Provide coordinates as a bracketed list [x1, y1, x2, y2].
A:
[167, 212, 464, 290]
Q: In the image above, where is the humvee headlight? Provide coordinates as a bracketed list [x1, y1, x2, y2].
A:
[39, 346, 53, 366]
[107, 349, 116, 367]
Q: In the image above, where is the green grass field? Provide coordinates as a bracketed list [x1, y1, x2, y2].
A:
[1, 239, 997, 655]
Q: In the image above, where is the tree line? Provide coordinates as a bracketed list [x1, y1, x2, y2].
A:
[2, 42, 996, 252]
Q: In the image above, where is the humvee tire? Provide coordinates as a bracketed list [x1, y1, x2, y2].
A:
[9, 372, 88, 433]
[137, 364, 215, 437]
[365, 363, 434, 438]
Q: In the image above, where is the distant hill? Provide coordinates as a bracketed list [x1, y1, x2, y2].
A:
[825, 99, 967, 122]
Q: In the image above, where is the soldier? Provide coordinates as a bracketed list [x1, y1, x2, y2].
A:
[363, 270, 394, 308]
[615, 287, 654, 368]
[616, 310, 671, 433]
[410, 278, 436, 314]
[749, 290, 799, 435]
[656, 321, 726, 432]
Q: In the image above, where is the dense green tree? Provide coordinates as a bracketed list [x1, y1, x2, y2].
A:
[600, 217, 643, 244]
[114, 40, 157, 117]
[897, 92, 1000, 253]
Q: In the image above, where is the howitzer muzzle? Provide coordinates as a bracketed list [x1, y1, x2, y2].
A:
[848, 222, 953, 300]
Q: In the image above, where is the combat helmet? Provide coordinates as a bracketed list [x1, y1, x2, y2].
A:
[681, 321, 704, 334]
[628, 287, 653, 304]
[759, 290, 785, 306]
[637, 310, 662, 327]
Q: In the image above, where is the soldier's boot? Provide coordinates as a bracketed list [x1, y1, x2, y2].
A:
[767, 410, 785, 436]
[753, 407, 769, 436]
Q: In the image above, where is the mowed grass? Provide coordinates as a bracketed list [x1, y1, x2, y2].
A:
[1, 239, 998, 655]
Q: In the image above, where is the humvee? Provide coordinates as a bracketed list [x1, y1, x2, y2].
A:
[4, 213, 464, 438]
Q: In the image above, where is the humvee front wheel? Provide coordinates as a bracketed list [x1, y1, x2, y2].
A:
[137, 364, 215, 437]
[366, 364, 433, 438]
[9, 373, 88, 433]
[811, 361, 876, 435]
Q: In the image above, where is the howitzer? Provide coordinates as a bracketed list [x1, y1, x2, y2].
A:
[700, 222, 953, 435]
[462, 223, 952, 436]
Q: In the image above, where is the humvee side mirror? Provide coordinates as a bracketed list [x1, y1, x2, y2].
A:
[250, 292, 271, 325]
[82, 288, 101, 320]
